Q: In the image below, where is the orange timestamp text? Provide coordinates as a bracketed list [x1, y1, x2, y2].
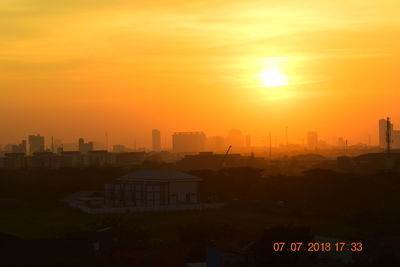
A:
[273, 242, 363, 252]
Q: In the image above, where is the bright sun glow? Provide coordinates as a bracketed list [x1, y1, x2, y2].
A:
[259, 68, 288, 87]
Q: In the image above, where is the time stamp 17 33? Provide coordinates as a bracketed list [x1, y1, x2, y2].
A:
[273, 242, 363, 252]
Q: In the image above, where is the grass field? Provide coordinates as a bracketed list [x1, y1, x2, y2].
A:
[0, 199, 373, 242]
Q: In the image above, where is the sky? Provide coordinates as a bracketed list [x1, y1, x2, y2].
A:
[1, 0, 400, 148]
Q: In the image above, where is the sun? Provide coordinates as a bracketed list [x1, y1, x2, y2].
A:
[259, 68, 288, 87]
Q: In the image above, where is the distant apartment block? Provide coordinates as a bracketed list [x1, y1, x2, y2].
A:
[206, 136, 226, 152]
[172, 132, 206, 153]
[114, 152, 145, 167]
[113, 144, 131, 153]
[78, 138, 94, 154]
[379, 119, 392, 148]
[176, 151, 266, 171]
[7, 140, 27, 154]
[28, 134, 45, 154]
[227, 129, 244, 147]
[152, 129, 161, 151]
[379, 118, 400, 149]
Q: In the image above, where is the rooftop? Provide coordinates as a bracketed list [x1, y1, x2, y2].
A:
[120, 170, 200, 181]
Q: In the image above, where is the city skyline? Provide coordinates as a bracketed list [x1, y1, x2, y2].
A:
[0, 117, 392, 152]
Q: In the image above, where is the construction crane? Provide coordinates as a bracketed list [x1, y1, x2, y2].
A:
[220, 145, 232, 169]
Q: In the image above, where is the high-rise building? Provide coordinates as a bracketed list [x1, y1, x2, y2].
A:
[206, 136, 226, 152]
[28, 134, 45, 154]
[227, 129, 244, 148]
[11, 140, 27, 154]
[378, 118, 400, 149]
[172, 132, 206, 153]
[152, 129, 161, 151]
[307, 131, 318, 150]
[379, 119, 392, 148]
[78, 138, 94, 154]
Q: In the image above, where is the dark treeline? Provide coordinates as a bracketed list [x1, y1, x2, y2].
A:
[194, 168, 400, 234]
[0, 167, 125, 201]
[1, 166, 400, 222]
[1, 166, 400, 266]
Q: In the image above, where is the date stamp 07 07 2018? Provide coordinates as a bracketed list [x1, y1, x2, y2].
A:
[273, 242, 363, 252]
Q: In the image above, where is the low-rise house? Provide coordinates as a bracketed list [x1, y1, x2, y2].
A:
[32, 152, 62, 169]
[105, 170, 201, 207]
[114, 152, 146, 167]
[3, 153, 31, 169]
[88, 150, 115, 167]
[61, 151, 87, 168]
[177, 152, 266, 171]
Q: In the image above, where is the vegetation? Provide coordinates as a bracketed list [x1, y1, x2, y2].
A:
[1, 166, 400, 265]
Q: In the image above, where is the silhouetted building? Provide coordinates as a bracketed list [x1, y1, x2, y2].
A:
[207, 136, 226, 152]
[114, 152, 146, 167]
[227, 129, 244, 148]
[93, 142, 106, 151]
[176, 151, 266, 171]
[10, 140, 27, 154]
[60, 151, 86, 168]
[393, 130, 400, 149]
[338, 152, 400, 173]
[378, 118, 400, 149]
[172, 132, 206, 153]
[32, 152, 61, 169]
[152, 129, 161, 151]
[29, 134, 45, 154]
[104, 170, 201, 207]
[307, 131, 318, 150]
[379, 119, 392, 149]
[112, 144, 131, 153]
[54, 138, 62, 153]
[78, 138, 94, 154]
[3, 153, 30, 169]
[87, 150, 115, 167]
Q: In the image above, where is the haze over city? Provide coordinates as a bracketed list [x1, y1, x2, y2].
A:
[2, 0, 400, 147]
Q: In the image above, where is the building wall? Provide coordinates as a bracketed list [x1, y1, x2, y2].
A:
[169, 181, 198, 204]
[152, 130, 161, 151]
[105, 180, 198, 207]
[28, 135, 45, 154]
[172, 132, 206, 153]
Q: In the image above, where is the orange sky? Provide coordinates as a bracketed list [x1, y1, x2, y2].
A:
[1, 0, 400, 148]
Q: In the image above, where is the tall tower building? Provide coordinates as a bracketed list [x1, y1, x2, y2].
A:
[152, 129, 161, 151]
[78, 138, 94, 154]
[379, 118, 393, 148]
[28, 134, 45, 154]
[172, 132, 206, 153]
[227, 129, 244, 148]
